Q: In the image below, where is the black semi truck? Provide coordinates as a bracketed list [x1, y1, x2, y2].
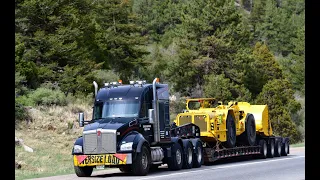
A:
[72, 78, 203, 176]
[71, 78, 289, 177]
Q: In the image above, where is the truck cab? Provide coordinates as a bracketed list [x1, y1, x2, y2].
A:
[72, 78, 203, 177]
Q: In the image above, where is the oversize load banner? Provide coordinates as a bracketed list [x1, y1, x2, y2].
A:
[74, 154, 128, 166]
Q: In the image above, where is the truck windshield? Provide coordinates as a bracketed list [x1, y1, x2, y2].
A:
[93, 101, 140, 119]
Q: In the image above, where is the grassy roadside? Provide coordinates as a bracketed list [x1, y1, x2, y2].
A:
[15, 103, 92, 180]
[291, 142, 305, 148]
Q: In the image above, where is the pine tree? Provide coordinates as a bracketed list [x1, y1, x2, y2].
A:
[255, 79, 302, 143]
[15, 0, 149, 92]
[167, 0, 252, 95]
[278, 26, 305, 94]
[91, 0, 149, 80]
[244, 42, 283, 98]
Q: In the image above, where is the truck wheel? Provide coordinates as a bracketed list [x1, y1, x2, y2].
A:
[193, 140, 203, 168]
[222, 115, 236, 148]
[182, 142, 193, 169]
[267, 139, 275, 158]
[274, 140, 282, 157]
[132, 145, 150, 176]
[74, 166, 93, 177]
[168, 142, 183, 170]
[238, 114, 256, 146]
[259, 139, 267, 159]
[119, 165, 132, 173]
[281, 140, 289, 156]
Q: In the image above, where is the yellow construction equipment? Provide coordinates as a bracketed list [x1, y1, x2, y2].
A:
[174, 98, 273, 148]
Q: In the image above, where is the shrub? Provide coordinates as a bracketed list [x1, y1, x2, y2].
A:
[66, 92, 94, 106]
[16, 95, 35, 107]
[93, 70, 120, 84]
[15, 99, 29, 123]
[28, 87, 67, 106]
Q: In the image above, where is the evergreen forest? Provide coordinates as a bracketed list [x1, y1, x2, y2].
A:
[15, 0, 305, 143]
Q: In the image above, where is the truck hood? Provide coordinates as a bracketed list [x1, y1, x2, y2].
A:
[83, 117, 134, 131]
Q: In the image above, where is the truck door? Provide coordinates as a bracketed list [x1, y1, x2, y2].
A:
[157, 85, 171, 142]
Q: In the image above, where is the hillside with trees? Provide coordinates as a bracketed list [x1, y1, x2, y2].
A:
[15, 1, 305, 177]
[15, 0, 305, 142]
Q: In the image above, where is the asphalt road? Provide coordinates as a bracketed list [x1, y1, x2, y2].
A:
[31, 147, 305, 180]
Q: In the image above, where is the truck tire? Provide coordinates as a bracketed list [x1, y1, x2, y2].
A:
[238, 114, 256, 146]
[168, 142, 183, 170]
[193, 140, 203, 168]
[259, 139, 267, 159]
[132, 145, 151, 176]
[281, 140, 289, 156]
[119, 165, 132, 173]
[222, 114, 236, 148]
[267, 139, 275, 158]
[274, 140, 282, 157]
[74, 166, 93, 177]
[182, 142, 193, 169]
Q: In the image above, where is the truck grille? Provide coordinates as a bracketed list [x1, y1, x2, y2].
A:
[83, 129, 117, 154]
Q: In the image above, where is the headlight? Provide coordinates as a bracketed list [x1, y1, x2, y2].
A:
[73, 145, 82, 153]
[120, 142, 133, 151]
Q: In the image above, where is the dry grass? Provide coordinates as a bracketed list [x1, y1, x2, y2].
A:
[15, 103, 93, 180]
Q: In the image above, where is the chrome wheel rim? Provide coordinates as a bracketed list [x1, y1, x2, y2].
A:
[197, 147, 202, 163]
[176, 149, 182, 165]
[141, 152, 148, 169]
[188, 148, 193, 164]
[263, 142, 267, 156]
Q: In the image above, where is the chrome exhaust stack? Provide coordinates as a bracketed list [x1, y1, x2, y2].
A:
[93, 81, 98, 96]
[152, 78, 160, 143]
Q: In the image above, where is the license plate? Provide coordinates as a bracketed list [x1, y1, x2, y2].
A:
[96, 165, 105, 169]
[74, 154, 128, 166]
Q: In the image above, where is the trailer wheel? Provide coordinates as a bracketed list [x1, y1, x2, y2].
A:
[281, 140, 289, 156]
[168, 142, 183, 170]
[182, 142, 193, 169]
[259, 139, 267, 159]
[119, 165, 132, 173]
[222, 114, 236, 148]
[132, 145, 150, 176]
[238, 114, 256, 146]
[74, 166, 93, 177]
[193, 140, 203, 168]
[267, 139, 275, 158]
[274, 140, 282, 157]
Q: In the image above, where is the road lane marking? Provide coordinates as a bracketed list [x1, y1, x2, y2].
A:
[136, 156, 305, 180]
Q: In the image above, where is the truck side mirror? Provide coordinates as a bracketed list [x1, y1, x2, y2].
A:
[148, 109, 154, 124]
[79, 112, 84, 127]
